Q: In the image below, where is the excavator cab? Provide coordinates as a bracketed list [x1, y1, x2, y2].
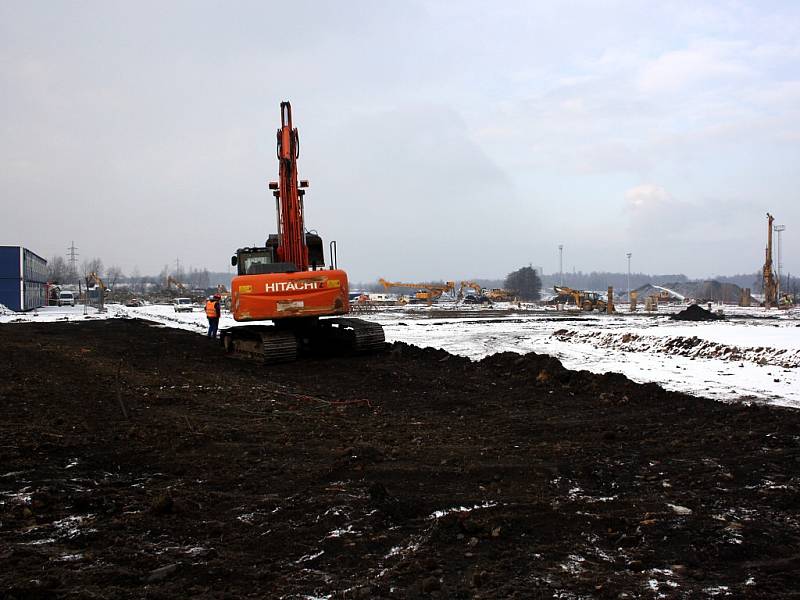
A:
[233, 247, 288, 275]
[232, 233, 325, 276]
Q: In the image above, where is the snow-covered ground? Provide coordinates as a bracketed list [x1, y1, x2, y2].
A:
[3, 302, 799, 408]
[369, 306, 800, 408]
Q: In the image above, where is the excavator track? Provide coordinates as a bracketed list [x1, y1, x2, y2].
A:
[220, 318, 384, 364]
[220, 326, 298, 364]
[324, 318, 386, 353]
[260, 330, 299, 364]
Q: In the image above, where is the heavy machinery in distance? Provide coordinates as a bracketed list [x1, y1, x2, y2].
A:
[483, 288, 516, 302]
[221, 102, 385, 363]
[763, 212, 778, 309]
[378, 278, 456, 304]
[165, 275, 187, 292]
[456, 281, 490, 304]
[553, 285, 607, 312]
[86, 271, 107, 313]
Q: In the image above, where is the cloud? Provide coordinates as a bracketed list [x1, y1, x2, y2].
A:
[309, 104, 520, 280]
[625, 184, 672, 209]
[1, 2, 798, 278]
[637, 41, 751, 94]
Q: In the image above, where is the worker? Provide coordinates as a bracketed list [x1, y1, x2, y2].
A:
[205, 294, 221, 339]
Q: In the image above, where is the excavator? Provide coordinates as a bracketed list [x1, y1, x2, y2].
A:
[378, 278, 456, 304]
[86, 272, 107, 313]
[220, 102, 385, 363]
[553, 285, 607, 312]
[165, 275, 186, 292]
[456, 281, 490, 304]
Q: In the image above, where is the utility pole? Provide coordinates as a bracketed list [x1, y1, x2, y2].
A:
[626, 252, 632, 301]
[558, 245, 564, 287]
[774, 224, 785, 299]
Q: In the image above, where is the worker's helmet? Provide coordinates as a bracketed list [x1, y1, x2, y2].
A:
[214, 294, 221, 299]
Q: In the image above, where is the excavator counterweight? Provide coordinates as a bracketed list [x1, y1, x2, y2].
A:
[220, 102, 385, 363]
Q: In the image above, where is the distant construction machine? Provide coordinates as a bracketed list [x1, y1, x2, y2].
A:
[484, 288, 516, 302]
[86, 271, 107, 313]
[221, 102, 385, 363]
[379, 279, 456, 303]
[763, 212, 778, 309]
[165, 275, 187, 292]
[456, 281, 490, 304]
[554, 285, 607, 312]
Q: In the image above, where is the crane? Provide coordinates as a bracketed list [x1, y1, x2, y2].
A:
[221, 102, 385, 363]
[378, 278, 455, 304]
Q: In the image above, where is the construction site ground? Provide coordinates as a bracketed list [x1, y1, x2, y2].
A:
[2, 319, 800, 599]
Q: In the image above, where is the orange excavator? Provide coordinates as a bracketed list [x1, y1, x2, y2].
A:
[220, 102, 385, 363]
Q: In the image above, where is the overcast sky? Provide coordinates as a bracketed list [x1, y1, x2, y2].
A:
[2, 1, 798, 281]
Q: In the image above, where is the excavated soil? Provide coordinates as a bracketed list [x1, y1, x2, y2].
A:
[1, 319, 800, 599]
[671, 304, 725, 322]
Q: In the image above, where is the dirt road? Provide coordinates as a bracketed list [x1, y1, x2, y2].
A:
[1, 319, 799, 598]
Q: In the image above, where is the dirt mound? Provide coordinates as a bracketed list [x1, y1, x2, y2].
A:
[671, 303, 724, 321]
[2, 319, 799, 598]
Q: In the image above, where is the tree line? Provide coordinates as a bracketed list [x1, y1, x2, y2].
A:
[46, 255, 214, 292]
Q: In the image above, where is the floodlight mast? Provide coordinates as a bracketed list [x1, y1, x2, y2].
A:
[774, 224, 786, 298]
[626, 252, 632, 300]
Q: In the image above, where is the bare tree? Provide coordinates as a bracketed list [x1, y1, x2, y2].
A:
[47, 256, 69, 282]
[186, 267, 210, 289]
[81, 258, 104, 279]
[106, 265, 124, 288]
[158, 264, 169, 287]
[130, 266, 142, 294]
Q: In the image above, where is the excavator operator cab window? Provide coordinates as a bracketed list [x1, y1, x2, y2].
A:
[242, 252, 273, 275]
[236, 249, 297, 275]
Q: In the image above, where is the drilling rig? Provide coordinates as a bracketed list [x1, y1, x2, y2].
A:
[763, 213, 778, 309]
[221, 102, 385, 363]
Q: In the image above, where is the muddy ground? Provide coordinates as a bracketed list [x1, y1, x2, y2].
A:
[1, 319, 799, 599]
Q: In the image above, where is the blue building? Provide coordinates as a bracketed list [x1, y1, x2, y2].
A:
[0, 246, 48, 311]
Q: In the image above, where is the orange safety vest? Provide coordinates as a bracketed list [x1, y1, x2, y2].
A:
[205, 300, 218, 318]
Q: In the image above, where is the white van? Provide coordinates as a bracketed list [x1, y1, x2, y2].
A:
[174, 297, 193, 313]
[58, 291, 76, 307]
